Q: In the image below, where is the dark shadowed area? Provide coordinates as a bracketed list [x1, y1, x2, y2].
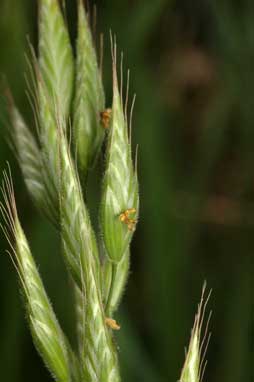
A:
[0, 1, 253, 381]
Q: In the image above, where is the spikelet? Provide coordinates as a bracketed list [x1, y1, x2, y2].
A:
[37, 0, 74, 220]
[38, 0, 74, 119]
[179, 284, 212, 382]
[0, 170, 74, 381]
[100, 40, 139, 264]
[58, 125, 120, 382]
[73, 1, 105, 175]
[58, 121, 99, 288]
[6, 91, 60, 226]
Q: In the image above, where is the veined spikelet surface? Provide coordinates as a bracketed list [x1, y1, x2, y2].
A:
[35, 0, 74, 223]
[101, 56, 139, 263]
[9, 107, 44, 205]
[38, 84, 60, 223]
[58, 130, 120, 381]
[9, 104, 59, 225]
[38, 0, 74, 118]
[0, 174, 72, 381]
[73, 1, 105, 174]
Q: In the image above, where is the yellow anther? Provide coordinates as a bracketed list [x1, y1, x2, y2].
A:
[119, 208, 137, 231]
[105, 317, 121, 331]
[100, 108, 112, 129]
[127, 220, 136, 232]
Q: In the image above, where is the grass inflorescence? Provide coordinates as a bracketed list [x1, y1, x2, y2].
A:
[0, 1, 211, 381]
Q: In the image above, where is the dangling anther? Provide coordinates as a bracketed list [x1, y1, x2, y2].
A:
[105, 317, 121, 330]
[100, 108, 112, 129]
[119, 208, 137, 231]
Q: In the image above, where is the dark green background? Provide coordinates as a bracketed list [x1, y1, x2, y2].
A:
[0, 1, 253, 381]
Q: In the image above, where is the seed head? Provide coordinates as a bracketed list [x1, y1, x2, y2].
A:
[73, 1, 105, 175]
[38, 0, 74, 119]
[179, 283, 212, 382]
[100, 41, 139, 263]
[0, 170, 73, 381]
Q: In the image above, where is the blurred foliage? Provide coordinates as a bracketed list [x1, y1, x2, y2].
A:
[0, 1, 253, 381]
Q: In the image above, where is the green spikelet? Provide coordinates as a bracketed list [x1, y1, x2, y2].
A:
[73, 0, 105, 175]
[38, 0, 74, 119]
[0, 172, 75, 381]
[8, 105, 44, 207]
[58, 125, 99, 288]
[58, 127, 120, 382]
[35, 0, 74, 223]
[179, 284, 212, 382]
[6, 95, 59, 226]
[100, 45, 139, 264]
